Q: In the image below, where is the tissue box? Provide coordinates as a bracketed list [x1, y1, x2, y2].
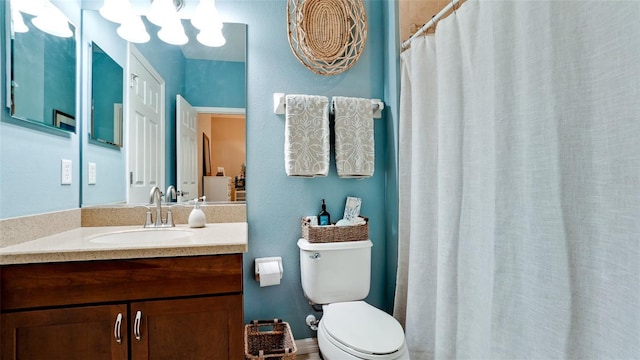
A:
[301, 216, 369, 243]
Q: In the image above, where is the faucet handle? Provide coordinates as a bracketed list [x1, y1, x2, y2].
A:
[165, 207, 175, 227]
[143, 208, 153, 227]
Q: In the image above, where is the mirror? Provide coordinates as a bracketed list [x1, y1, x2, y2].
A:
[81, 7, 246, 206]
[7, 2, 77, 132]
[90, 42, 123, 147]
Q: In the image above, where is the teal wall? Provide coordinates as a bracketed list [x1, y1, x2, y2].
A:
[1, 0, 402, 342]
[0, 0, 81, 218]
[91, 49, 123, 142]
[44, 32, 76, 124]
[185, 59, 246, 108]
[223, 0, 399, 339]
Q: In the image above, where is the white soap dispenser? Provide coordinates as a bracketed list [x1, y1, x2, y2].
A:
[188, 196, 206, 228]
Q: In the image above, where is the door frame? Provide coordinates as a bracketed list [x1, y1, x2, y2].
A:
[194, 107, 245, 199]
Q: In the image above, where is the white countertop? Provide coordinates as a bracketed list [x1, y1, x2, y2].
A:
[0, 223, 248, 265]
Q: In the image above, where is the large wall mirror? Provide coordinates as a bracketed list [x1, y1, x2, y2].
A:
[81, 4, 246, 207]
[6, 1, 77, 132]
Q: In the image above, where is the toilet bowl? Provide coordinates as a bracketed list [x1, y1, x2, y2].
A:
[297, 239, 408, 360]
[317, 301, 409, 360]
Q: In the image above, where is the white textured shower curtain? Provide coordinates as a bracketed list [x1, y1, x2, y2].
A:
[395, 1, 640, 359]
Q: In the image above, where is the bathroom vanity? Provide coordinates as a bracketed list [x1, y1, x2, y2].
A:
[0, 222, 248, 359]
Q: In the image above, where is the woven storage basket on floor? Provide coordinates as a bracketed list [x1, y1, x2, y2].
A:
[287, 0, 367, 76]
[301, 216, 369, 243]
[245, 319, 297, 360]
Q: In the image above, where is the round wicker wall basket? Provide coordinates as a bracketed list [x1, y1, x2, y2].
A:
[287, 0, 367, 76]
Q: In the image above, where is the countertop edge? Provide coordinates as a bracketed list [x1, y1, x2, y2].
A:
[0, 244, 248, 265]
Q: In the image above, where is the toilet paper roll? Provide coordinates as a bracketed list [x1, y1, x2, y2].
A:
[258, 261, 281, 287]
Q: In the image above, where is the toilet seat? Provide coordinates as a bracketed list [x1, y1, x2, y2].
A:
[321, 301, 405, 358]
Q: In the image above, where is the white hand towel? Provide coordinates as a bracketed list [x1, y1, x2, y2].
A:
[333, 96, 374, 178]
[284, 94, 330, 177]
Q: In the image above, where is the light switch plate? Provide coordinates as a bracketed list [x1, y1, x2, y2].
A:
[88, 162, 97, 185]
[61, 159, 72, 185]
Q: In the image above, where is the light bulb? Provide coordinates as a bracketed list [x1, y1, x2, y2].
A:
[147, 0, 176, 27]
[197, 27, 225, 47]
[158, 17, 188, 46]
[31, 1, 72, 38]
[100, 0, 132, 24]
[191, 0, 222, 31]
[117, 13, 150, 43]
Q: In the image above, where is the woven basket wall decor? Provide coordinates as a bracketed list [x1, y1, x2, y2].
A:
[287, 0, 367, 76]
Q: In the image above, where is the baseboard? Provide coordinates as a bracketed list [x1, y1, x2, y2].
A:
[295, 337, 319, 355]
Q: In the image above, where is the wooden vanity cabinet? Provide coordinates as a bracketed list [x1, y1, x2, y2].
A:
[1, 254, 244, 360]
[1, 304, 128, 360]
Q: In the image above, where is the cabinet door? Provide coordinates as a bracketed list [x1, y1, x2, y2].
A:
[1, 304, 128, 360]
[131, 295, 243, 360]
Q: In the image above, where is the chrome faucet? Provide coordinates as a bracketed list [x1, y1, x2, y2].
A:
[149, 186, 164, 227]
[144, 186, 175, 228]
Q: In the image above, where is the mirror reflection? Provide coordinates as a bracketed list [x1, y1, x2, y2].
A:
[8, 1, 77, 132]
[91, 42, 123, 147]
[81, 7, 246, 207]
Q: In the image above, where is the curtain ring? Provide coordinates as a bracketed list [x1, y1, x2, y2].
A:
[451, 0, 457, 14]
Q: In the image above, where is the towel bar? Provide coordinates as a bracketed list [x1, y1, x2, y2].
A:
[273, 93, 384, 118]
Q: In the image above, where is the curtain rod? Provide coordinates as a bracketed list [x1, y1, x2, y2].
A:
[401, 0, 459, 50]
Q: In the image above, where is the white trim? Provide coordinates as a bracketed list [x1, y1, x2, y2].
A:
[295, 338, 319, 355]
[194, 106, 245, 115]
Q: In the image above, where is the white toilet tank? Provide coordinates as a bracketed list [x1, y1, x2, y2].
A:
[297, 238, 372, 304]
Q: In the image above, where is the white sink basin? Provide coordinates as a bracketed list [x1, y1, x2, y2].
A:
[89, 228, 194, 245]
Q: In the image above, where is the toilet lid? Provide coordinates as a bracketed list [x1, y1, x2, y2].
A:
[322, 301, 405, 355]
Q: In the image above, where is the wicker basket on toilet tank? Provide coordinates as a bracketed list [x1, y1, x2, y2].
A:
[301, 216, 369, 243]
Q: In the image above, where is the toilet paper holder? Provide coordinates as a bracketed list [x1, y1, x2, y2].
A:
[254, 257, 284, 282]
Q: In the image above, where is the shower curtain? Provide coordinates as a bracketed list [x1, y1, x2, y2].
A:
[395, 1, 639, 359]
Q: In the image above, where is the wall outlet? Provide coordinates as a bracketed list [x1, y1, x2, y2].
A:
[61, 159, 72, 185]
[88, 162, 97, 185]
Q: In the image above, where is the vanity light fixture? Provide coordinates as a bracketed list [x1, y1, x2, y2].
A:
[98, 0, 225, 47]
[31, 0, 73, 38]
[99, 0, 132, 24]
[197, 26, 225, 47]
[147, 0, 183, 27]
[191, 0, 217, 30]
[117, 13, 151, 43]
[192, 0, 226, 47]
[101, 0, 150, 43]
[12, 0, 72, 38]
[158, 16, 188, 45]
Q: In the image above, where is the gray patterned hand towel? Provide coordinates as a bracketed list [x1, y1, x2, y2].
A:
[333, 96, 374, 178]
[285, 94, 330, 177]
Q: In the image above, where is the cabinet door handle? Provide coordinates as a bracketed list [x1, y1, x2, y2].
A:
[114, 313, 123, 344]
[134, 310, 142, 341]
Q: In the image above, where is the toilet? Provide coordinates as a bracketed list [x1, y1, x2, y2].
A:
[298, 238, 409, 360]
